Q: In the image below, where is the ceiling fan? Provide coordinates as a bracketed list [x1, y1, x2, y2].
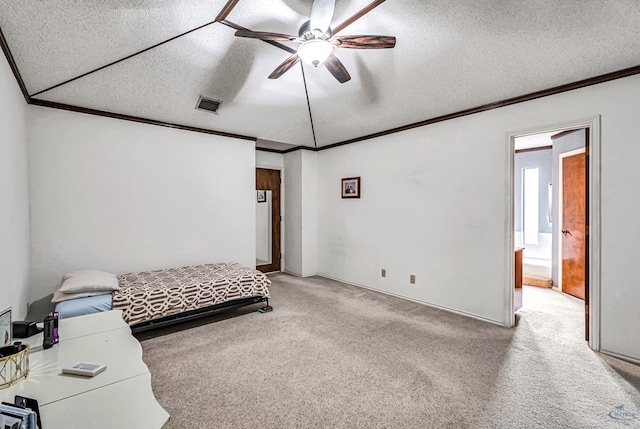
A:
[233, 0, 396, 83]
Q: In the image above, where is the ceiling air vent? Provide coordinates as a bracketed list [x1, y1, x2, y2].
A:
[195, 96, 221, 114]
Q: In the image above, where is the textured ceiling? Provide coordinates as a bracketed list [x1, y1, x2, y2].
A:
[1, 0, 639, 149]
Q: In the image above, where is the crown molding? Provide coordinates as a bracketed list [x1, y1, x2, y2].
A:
[0, 25, 29, 102]
[30, 99, 256, 142]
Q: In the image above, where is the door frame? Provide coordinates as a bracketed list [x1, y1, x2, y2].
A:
[255, 165, 284, 273]
[557, 147, 586, 294]
[504, 115, 601, 352]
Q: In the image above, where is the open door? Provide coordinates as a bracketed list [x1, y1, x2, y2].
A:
[554, 129, 589, 340]
[561, 152, 586, 300]
[256, 168, 281, 273]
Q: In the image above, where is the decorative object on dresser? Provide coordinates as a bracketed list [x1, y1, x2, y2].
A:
[0, 343, 29, 389]
[0, 402, 38, 429]
[42, 315, 55, 350]
[62, 362, 107, 377]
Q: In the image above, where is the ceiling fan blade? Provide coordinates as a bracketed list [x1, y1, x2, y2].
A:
[309, 0, 336, 34]
[332, 0, 386, 35]
[333, 35, 396, 49]
[235, 29, 299, 42]
[268, 54, 301, 79]
[223, 22, 297, 54]
[323, 54, 351, 83]
[215, 0, 241, 22]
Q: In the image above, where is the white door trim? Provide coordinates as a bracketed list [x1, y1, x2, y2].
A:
[504, 116, 601, 352]
[557, 147, 586, 294]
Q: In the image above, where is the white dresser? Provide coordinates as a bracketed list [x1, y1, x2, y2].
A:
[0, 311, 169, 428]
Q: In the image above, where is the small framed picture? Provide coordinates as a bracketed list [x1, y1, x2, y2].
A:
[257, 190, 266, 203]
[341, 177, 361, 199]
[0, 307, 11, 346]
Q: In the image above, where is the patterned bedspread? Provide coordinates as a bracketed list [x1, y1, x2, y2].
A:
[112, 262, 270, 326]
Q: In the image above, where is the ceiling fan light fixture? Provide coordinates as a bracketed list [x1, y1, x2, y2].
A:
[297, 39, 333, 67]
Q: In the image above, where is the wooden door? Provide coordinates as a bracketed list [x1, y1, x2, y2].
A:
[514, 248, 523, 312]
[561, 152, 586, 300]
[256, 168, 281, 273]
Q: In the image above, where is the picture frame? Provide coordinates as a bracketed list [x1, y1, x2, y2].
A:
[257, 190, 266, 203]
[341, 177, 361, 199]
[0, 307, 11, 346]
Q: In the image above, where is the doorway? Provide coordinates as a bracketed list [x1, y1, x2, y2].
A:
[506, 117, 601, 351]
[256, 168, 281, 273]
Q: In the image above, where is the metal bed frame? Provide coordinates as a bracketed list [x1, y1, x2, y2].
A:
[130, 296, 269, 333]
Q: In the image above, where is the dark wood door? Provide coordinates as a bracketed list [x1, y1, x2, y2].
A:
[256, 168, 281, 273]
[561, 152, 586, 301]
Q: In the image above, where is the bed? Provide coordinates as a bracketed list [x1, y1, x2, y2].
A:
[54, 262, 271, 332]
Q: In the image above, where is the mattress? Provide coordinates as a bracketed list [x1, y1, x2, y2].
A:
[55, 294, 113, 319]
[112, 262, 271, 326]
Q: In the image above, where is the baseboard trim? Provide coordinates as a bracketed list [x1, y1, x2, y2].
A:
[283, 270, 318, 278]
[599, 349, 640, 366]
[318, 274, 505, 327]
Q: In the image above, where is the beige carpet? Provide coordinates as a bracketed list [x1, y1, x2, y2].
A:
[140, 274, 640, 429]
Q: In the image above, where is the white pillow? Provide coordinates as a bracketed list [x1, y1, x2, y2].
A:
[51, 283, 113, 303]
[58, 270, 120, 293]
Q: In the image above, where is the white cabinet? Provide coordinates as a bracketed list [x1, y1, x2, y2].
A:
[0, 311, 169, 428]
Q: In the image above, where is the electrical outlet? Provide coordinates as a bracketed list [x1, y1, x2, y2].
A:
[381, 269, 386, 278]
[410, 275, 416, 284]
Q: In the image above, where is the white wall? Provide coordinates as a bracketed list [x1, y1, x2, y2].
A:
[0, 55, 30, 319]
[316, 74, 640, 362]
[284, 151, 303, 275]
[28, 107, 255, 301]
[283, 150, 318, 277]
[318, 124, 507, 324]
[301, 151, 318, 277]
[255, 151, 284, 170]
